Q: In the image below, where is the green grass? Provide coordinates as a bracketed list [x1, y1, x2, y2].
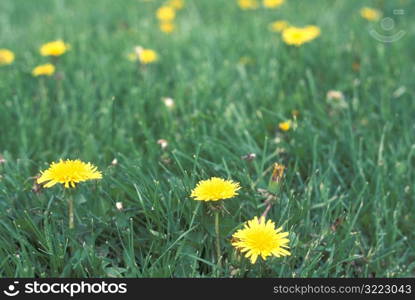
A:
[0, 0, 414, 277]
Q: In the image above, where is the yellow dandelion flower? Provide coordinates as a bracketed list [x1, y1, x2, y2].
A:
[278, 120, 291, 131]
[360, 7, 381, 21]
[167, 0, 184, 10]
[282, 26, 321, 46]
[191, 177, 240, 201]
[160, 22, 175, 34]
[138, 48, 158, 64]
[37, 159, 102, 189]
[263, 0, 284, 9]
[40, 40, 70, 57]
[0, 49, 15, 66]
[232, 216, 291, 264]
[32, 63, 55, 77]
[269, 20, 289, 32]
[237, 0, 259, 10]
[156, 6, 176, 22]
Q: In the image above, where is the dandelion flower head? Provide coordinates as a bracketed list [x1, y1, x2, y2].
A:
[360, 7, 381, 21]
[263, 0, 285, 9]
[156, 6, 176, 22]
[37, 159, 102, 188]
[232, 216, 291, 264]
[32, 63, 55, 77]
[282, 26, 321, 46]
[238, 0, 259, 10]
[138, 48, 158, 64]
[191, 177, 240, 201]
[0, 49, 15, 66]
[40, 40, 70, 56]
[279, 120, 292, 131]
[160, 22, 175, 34]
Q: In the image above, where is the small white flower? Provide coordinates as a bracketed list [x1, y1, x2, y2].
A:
[162, 97, 175, 108]
[116, 202, 123, 211]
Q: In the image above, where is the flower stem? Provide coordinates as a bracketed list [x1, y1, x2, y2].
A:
[214, 211, 222, 268]
[68, 193, 74, 230]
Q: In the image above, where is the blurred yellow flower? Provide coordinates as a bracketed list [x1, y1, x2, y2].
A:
[138, 48, 158, 64]
[232, 216, 291, 264]
[160, 22, 175, 34]
[32, 63, 55, 77]
[168, 0, 184, 10]
[40, 40, 70, 57]
[37, 159, 102, 188]
[191, 177, 240, 201]
[156, 6, 176, 22]
[0, 49, 15, 66]
[237, 0, 259, 10]
[282, 25, 321, 46]
[263, 0, 284, 9]
[278, 120, 292, 131]
[360, 7, 381, 21]
[269, 20, 289, 32]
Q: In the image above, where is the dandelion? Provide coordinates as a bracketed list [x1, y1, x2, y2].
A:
[160, 22, 175, 34]
[269, 20, 289, 32]
[191, 177, 240, 201]
[40, 40, 70, 57]
[360, 7, 381, 21]
[0, 49, 15, 66]
[263, 0, 284, 9]
[32, 63, 55, 77]
[232, 216, 291, 264]
[168, 0, 184, 10]
[137, 47, 158, 64]
[37, 159, 102, 229]
[37, 159, 102, 188]
[282, 26, 321, 46]
[156, 6, 176, 22]
[278, 120, 291, 131]
[191, 177, 240, 267]
[237, 0, 259, 10]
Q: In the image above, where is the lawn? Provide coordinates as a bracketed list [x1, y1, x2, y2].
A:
[0, 0, 414, 278]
